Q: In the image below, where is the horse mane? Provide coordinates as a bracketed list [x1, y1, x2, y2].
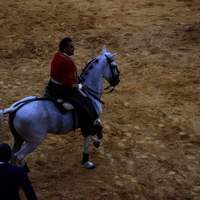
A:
[79, 58, 98, 83]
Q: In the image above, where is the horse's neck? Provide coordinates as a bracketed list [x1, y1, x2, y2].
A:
[83, 56, 105, 97]
[79, 56, 106, 116]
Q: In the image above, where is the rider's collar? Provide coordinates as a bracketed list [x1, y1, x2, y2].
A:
[63, 53, 70, 57]
[60, 52, 72, 60]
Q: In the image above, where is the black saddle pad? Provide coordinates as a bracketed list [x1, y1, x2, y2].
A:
[44, 87, 68, 114]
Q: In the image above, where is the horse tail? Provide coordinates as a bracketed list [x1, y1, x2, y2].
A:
[0, 107, 18, 132]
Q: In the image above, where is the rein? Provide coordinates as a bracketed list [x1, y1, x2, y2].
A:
[86, 86, 116, 105]
[88, 85, 115, 95]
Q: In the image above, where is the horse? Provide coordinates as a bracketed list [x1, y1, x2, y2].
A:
[0, 46, 120, 170]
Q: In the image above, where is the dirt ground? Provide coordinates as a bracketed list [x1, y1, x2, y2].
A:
[1, 0, 200, 199]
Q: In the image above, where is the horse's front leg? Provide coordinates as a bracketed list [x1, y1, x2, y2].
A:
[93, 118, 103, 148]
[82, 135, 96, 169]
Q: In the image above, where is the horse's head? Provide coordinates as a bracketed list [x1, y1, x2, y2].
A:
[79, 46, 120, 95]
[102, 46, 120, 87]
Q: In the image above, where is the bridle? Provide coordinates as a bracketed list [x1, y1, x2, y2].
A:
[79, 54, 120, 104]
[103, 54, 120, 92]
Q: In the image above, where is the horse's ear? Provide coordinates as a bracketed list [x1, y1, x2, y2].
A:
[111, 52, 117, 58]
[113, 52, 117, 57]
[102, 46, 107, 54]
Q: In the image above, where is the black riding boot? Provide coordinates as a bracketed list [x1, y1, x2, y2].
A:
[93, 124, 103, 139]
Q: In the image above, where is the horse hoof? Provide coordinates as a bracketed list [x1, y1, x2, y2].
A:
[84, 161, 96, 169]
[93, 138, 101, 148]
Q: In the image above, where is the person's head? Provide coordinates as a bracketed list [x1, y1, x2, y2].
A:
[59, 37, 75, 56]
[0, 143, 12, 162]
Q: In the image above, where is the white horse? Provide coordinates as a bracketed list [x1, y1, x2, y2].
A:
[0, 46, 120, 169]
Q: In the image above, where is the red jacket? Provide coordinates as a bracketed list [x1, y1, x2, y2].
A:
[50, 52, 79, 89]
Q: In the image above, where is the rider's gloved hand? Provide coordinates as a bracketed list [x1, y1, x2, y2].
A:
[78, 84, 87, 90]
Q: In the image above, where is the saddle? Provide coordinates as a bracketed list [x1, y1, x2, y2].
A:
[44, 87, 75, 114]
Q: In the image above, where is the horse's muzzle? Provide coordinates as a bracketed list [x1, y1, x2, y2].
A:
[109, 77, 120, 86]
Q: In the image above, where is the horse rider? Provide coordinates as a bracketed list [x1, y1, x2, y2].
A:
[46, 37, 101, 137]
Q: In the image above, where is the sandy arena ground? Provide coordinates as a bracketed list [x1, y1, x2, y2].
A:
[1, 0, 200, 199]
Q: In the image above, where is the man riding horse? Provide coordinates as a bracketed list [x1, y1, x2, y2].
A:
[0, 44, 120, 169]
[46, 37, 102, 137]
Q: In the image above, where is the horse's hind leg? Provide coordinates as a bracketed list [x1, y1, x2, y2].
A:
[13, 142, 41, 166]
[8, 113, 25, 164]
[12, 132, 24, 154]
[10, 137, 24, 165]
[10, 139, 33, 173]
[9, 127, 24, 165]
[12, 132, 47, 167]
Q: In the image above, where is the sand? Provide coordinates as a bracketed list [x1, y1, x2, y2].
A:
[1, 0, 200, 199]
